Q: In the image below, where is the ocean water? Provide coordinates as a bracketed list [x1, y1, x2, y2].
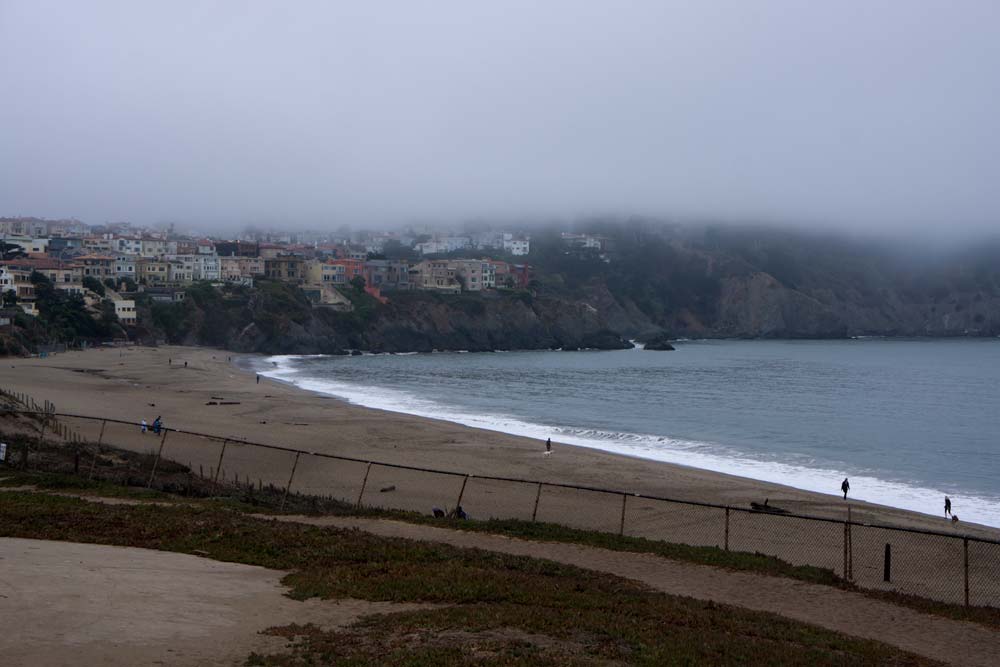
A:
[255, 340, 1000, 527]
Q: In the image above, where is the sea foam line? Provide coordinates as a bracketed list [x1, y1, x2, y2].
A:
[259, 355, 1000, 527]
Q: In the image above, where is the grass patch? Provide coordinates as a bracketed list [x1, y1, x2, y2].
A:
[0, 490, 936, 666]
[4, 464, 998, 633]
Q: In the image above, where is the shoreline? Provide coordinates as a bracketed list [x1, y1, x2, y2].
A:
[3, 345, 998, 539]
[254, 347, 1000, 529]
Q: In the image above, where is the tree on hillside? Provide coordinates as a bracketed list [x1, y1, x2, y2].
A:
[82, 276, 106, 296]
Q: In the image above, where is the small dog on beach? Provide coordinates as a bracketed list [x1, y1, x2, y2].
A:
[951, 515, 960, 523]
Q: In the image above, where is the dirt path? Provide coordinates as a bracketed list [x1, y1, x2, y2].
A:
[0, 537, 428, 667]
[266, 514, 1000, 667]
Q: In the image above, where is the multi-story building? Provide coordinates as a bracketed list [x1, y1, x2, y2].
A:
[264, 255, 305, 282]
[503, 236, 530, 256]
[451, 259, 493, 291]
[168, 257, 195, 284]
[410, 260, 461, 293]
[113, 299, 137, 325]
[137, 258, 170, 285]
[83, 237, 114, 253]
[77, 255, 116, 279]
[114, 256, 136, 281]
[215, 240, 260, 258]
[364, 259, 412, 291]
[220, 256, 264, 285]
[140, 238, 169, 257]
[194, 254, 220, 281]
[113, 237, 143, 255]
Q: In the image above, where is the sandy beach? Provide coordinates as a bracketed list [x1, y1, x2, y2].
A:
[3, 345, 999, 605]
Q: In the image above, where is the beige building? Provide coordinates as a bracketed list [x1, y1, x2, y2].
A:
[137, 258, 170, 285]
[113, 299, 137, 325]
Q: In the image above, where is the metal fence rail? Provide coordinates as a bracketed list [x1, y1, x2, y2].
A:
[2, 398, 998, 609]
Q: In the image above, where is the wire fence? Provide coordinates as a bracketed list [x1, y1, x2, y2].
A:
[2, 392, 999, 610]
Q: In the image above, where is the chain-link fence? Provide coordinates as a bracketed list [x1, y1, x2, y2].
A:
[2, 396, 998, 610]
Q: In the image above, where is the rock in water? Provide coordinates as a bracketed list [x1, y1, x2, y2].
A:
[643, 334, 676, 351]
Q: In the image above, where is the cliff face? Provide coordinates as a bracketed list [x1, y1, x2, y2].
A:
[207, 288, 632, 355]
[666, 272, 1000, 339]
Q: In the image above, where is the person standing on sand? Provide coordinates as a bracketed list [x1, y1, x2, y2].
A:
[545, 437, 551, 454]
[256, 374, 260, 384]
[141, 418, 147, 433]
[945, 496, 952, 517]
[841, 478, 850, 499]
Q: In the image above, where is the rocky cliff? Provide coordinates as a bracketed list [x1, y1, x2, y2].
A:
[163, 284, 632, 355]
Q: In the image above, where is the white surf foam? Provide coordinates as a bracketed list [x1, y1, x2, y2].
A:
[260, 355, 1000, 528]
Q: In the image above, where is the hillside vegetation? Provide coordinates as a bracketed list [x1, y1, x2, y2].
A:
[4, 224, 1000, 355]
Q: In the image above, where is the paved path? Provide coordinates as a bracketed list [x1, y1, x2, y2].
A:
[0, 538, 426, 667]
[269, 514, 1000, 667]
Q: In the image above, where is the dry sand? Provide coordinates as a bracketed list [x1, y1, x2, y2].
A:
[0, 537, 428, 667]
[3, 345, 999, 605]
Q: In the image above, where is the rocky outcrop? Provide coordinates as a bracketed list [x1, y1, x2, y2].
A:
[362, 293, 633, 353]
[642, 334, 676, 351]
[181, 286, 634, 355]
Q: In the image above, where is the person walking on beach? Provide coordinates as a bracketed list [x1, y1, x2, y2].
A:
[152, 416, 162, 434]
[945, 496, 952, 517]
[256, 374, 260, 385]
[841, 477, 850, 500]
[545, 437, 551, 454]
[141, 418, 147, 433]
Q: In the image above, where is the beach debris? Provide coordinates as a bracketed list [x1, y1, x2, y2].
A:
[379, 485, 396, 493]
[432, 507, 445, 518]
[210, 396, 225, 400]
[205, 401, 218, 406]
[750, 499, 789, 514]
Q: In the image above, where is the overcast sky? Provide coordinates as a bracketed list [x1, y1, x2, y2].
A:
[1, 1, 998, 235]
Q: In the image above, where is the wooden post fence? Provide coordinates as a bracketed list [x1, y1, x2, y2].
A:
[280, 452, 301, 511]
[356, 462, 373, 508]
[455, 475, 470, 512]
[531, 482, 543, 522]
[724, 507, 730, 551]
[213, 440, 229, 484]
[146, 430, 169, 487]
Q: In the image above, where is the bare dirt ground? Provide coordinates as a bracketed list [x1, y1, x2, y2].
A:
[270, 513, 1000, 667]
[0, 537, 428, 667]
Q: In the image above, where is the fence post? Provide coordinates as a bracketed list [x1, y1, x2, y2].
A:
[844, 519, 850, 580]
[88, 419, 107, 479]
[964, 537, 970, 608]
[356, 462, 373, 508]
[455, 475, 470, 512]
[618, 493, 628, 536]
[847, 505, 853, 580]
[883, 543, 891, 582]
[724, 506, 730, 551]
[280, 452, 301, 511]
[146, 429, 169, 487]
[531, 482, 543, 522]
[213, 440, 229, 484]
